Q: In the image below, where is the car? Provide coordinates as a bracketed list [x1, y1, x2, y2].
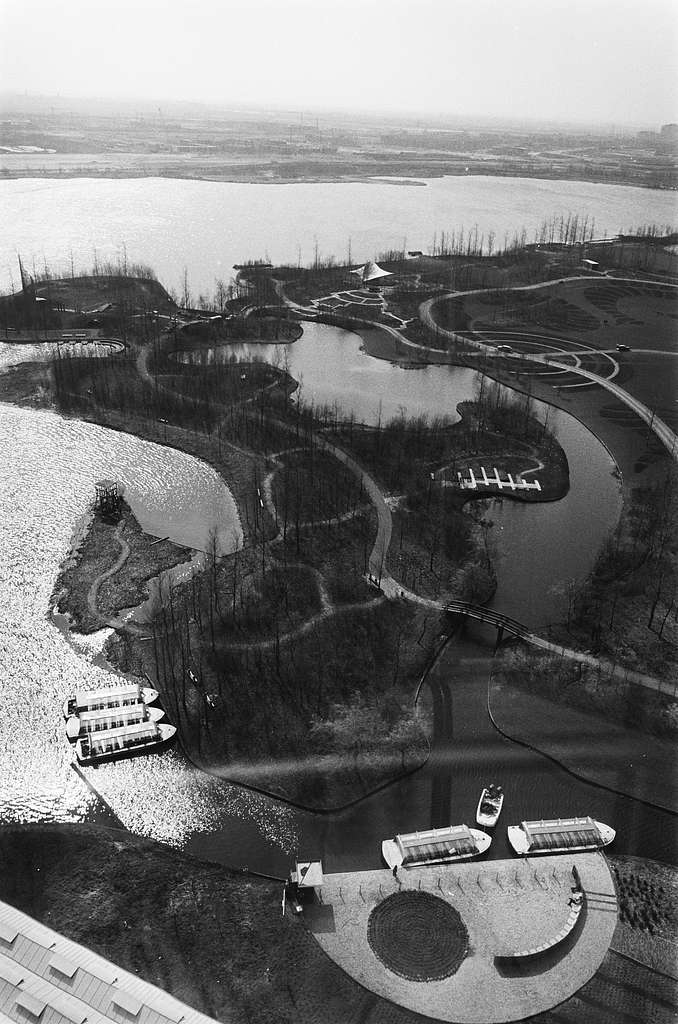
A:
[497, 344, 513, 353]
[616, 344, 631, 352]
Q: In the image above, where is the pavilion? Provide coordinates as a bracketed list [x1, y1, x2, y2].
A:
[350, 260, 392, 288]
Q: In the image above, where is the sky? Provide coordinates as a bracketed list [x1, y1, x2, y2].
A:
[1, 0, 677, 127]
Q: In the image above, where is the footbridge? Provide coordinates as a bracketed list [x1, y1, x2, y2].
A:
[444, 599, 533, 646]
[444, 600, 674, 695]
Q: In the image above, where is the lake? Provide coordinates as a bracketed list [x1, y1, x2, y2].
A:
[2, 175, 677, 299]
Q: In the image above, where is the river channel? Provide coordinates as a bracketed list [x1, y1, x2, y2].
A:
[4, 314, 674, 881]
[176, 323, 622, 627]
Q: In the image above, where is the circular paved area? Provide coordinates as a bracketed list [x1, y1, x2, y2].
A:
[302, 853, 618, 1023]
[367, 890, 468, 981]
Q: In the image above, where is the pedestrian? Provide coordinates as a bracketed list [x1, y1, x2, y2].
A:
[393, 864, 398, 878]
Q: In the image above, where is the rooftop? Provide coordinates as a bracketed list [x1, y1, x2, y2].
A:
[0, 901, 219, 1024]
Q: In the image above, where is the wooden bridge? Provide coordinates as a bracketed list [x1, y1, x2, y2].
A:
[443, 600, 673, 695]
[444, 600, 534, 646]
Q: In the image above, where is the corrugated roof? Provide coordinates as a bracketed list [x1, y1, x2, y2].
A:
[110, 989, 143, 1017]
[0, 902, 217, 1024]
[48, 954, 78, 980]
[78, 705, 147, 726]
[397, 825, 478, 864]
[47, 990, 88, 1024]
[14, 991, 46, 1018]
[75, 686, 141, 708]
[0, 957, 25, 986]
[523, 818, 596, 836]
[399, 824, 473, 847]
[0, 922, 18, 944]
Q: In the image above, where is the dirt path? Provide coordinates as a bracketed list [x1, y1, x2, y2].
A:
[138, 335, 672, 695]
[86, 521, 131, 629]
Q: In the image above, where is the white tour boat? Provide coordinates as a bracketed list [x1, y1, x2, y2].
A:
[63, 683, 158, 720]
[66, 703, 165, 742]
[476, 784, 504, 828]
[382, 823, 491, 870]
[74, 721, 176, 766]
[507, 816, 616, 855]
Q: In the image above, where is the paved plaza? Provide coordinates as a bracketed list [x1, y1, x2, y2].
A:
[303, 853, 617, 1023]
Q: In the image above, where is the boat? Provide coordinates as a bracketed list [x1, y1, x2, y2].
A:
[74, 721, 176, 766]
[382, 823, 491, 870]
[63, 683, 158, 720]
[507, 817, 616, 856]
[65, 703, 164, 742]
[476, 784, 504, 828]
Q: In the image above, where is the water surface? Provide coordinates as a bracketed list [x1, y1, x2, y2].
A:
[2, 174, 676, 297]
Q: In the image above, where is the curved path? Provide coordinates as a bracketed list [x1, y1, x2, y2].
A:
[419, 294, 678, 463]
[137, 326, 675, 699]
[528, 355, 678, 458]
[87, 521, 132, 629]
[144, 329, 673, 697]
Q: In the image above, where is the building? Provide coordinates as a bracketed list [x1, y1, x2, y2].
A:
[0, 900, 220, 1024]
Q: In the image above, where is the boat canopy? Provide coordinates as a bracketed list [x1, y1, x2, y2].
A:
[80, 721, 160, 756]
[397, 824, 477, 865]
[78, 704, 148, 727]
[522, 817, 603, 852]
[74, 685, 142, 710]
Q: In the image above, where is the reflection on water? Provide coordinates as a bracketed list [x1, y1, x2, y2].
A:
[488, 404, 623, 627]
[2, 175, 676, 298]
[178, 325, 622, 626]
[0, 403, 296, 854]
[175, 321, 479, 426]
[80, 751, 296, 856]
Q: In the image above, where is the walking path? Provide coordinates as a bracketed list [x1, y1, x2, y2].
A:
[138, 335, 672, 696]
[418, 290, 678, 462]
[86, 522, 131, 630]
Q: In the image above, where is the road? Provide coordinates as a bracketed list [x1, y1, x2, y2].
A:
[419, 295, 678, 463]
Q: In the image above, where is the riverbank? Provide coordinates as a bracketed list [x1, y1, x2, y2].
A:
[0, 159, 671, 190]
[0, 824, 674, 1024]
[488, 660, 677, 813]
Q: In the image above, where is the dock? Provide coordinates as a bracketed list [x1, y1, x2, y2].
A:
[457, 466, 541, 492]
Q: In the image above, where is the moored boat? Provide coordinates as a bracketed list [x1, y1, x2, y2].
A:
[65, 703, 164, 742]
[63, 683, 158, 720]
[507, 817, 615, 856]
[74, 721, 176, 766]
[476, 784, 504, 828]
[382, 823, 491, 870]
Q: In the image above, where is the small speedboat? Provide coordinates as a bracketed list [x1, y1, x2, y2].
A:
[476, 784, 504, 828]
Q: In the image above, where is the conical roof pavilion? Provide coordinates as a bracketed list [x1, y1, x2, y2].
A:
[350, 260, 392, 284]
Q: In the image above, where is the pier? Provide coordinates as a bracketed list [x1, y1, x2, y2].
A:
[457, 466, 541, 492]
